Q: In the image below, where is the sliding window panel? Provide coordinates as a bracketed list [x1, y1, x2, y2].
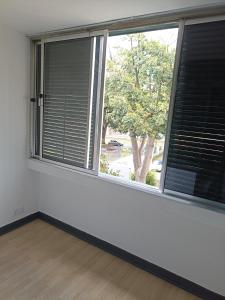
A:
[42, 37, 98, 169]
[165, 20, 225, 204]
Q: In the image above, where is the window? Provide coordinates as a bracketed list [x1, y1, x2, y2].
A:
[31, 32, 107, 172]
[31, 18, 225, 209]
[164, 20, 225, 205]
[100, 27, 178, 188]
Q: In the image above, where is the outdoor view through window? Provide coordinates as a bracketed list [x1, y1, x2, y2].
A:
[100, 27, 178, 188]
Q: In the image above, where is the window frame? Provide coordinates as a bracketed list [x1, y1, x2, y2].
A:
[30, 16, 225, 212]
[162, 16, 225, 210]
[31, 30, 108, 176]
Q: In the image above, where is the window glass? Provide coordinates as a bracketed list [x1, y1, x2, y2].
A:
[100, 28, 178, 188]
[165, 20, 225, 204]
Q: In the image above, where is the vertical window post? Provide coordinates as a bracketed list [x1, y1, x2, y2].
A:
[160, 20, 185, 192]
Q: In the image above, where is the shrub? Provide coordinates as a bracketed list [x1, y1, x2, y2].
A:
[130, 171, 157, 187]
[100, 154, 120, 176]
[145, 171, 157, 186]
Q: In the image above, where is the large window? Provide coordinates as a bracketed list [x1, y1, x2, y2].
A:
[100, 28, 178, 188]
[31, 18, 225, 208]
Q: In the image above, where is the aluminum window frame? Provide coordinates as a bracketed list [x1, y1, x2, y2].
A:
[100, 21, 181, 192]
[159, 20, 184, 191]
[31, 30, 108, 175]
[30, 41, 42, 159]
[162, 15, 225, 211]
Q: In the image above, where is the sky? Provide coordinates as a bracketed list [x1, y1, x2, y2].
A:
[107, 28, 178, 57]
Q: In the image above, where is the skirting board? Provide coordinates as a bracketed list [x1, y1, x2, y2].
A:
[0, 212, 224, 300]
[0, 212, 39, 236]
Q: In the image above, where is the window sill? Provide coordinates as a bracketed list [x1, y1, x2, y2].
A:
[28, 158, 225, 215]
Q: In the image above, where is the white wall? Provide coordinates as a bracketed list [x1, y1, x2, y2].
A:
[0, 1, 223, 296]
[33, 161, 225, 296]
[0, 22, 38, 227]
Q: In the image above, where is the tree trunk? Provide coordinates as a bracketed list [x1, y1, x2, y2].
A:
[139, 136, 154, 183]
[130, 134, 155, 183]
[130, 134, 142, 180]
[102, 122, 107, 145]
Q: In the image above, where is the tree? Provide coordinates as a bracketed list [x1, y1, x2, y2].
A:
[104, 33, 175, 183]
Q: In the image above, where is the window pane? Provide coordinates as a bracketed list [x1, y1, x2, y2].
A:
[165, 20, 225, 204]
[42, 38, 93, 168]
[100, 28, 178, 188]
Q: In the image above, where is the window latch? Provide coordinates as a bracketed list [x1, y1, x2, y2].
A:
[30, 98, 36, 102]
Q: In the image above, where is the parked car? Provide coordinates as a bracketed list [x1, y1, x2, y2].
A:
[151, 160, 162, 172]
[108, 140, 123, 147]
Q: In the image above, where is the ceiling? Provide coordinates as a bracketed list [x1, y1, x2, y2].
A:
[0, 0, 223, 35]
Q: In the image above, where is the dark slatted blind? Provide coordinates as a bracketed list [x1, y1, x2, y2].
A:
[165, 20, 225, 204]
[42, 37, 94, 169]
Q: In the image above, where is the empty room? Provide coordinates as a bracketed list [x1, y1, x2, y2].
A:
[0, 0, 225, 299]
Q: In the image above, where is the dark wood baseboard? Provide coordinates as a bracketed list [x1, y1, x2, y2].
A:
[0, 212, 224, 299]
[0, 212, 39, 236]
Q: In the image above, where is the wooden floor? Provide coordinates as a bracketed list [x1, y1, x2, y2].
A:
[0, 220, 199, 300]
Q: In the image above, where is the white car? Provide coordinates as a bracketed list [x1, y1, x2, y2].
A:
[151, 160, 162, 172]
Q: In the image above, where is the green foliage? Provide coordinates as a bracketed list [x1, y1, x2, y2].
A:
[104, 33, 176, 139]
[130, 171, 157, 186]
[145, 171, 157, 186]
[100, 154, 120, 176]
